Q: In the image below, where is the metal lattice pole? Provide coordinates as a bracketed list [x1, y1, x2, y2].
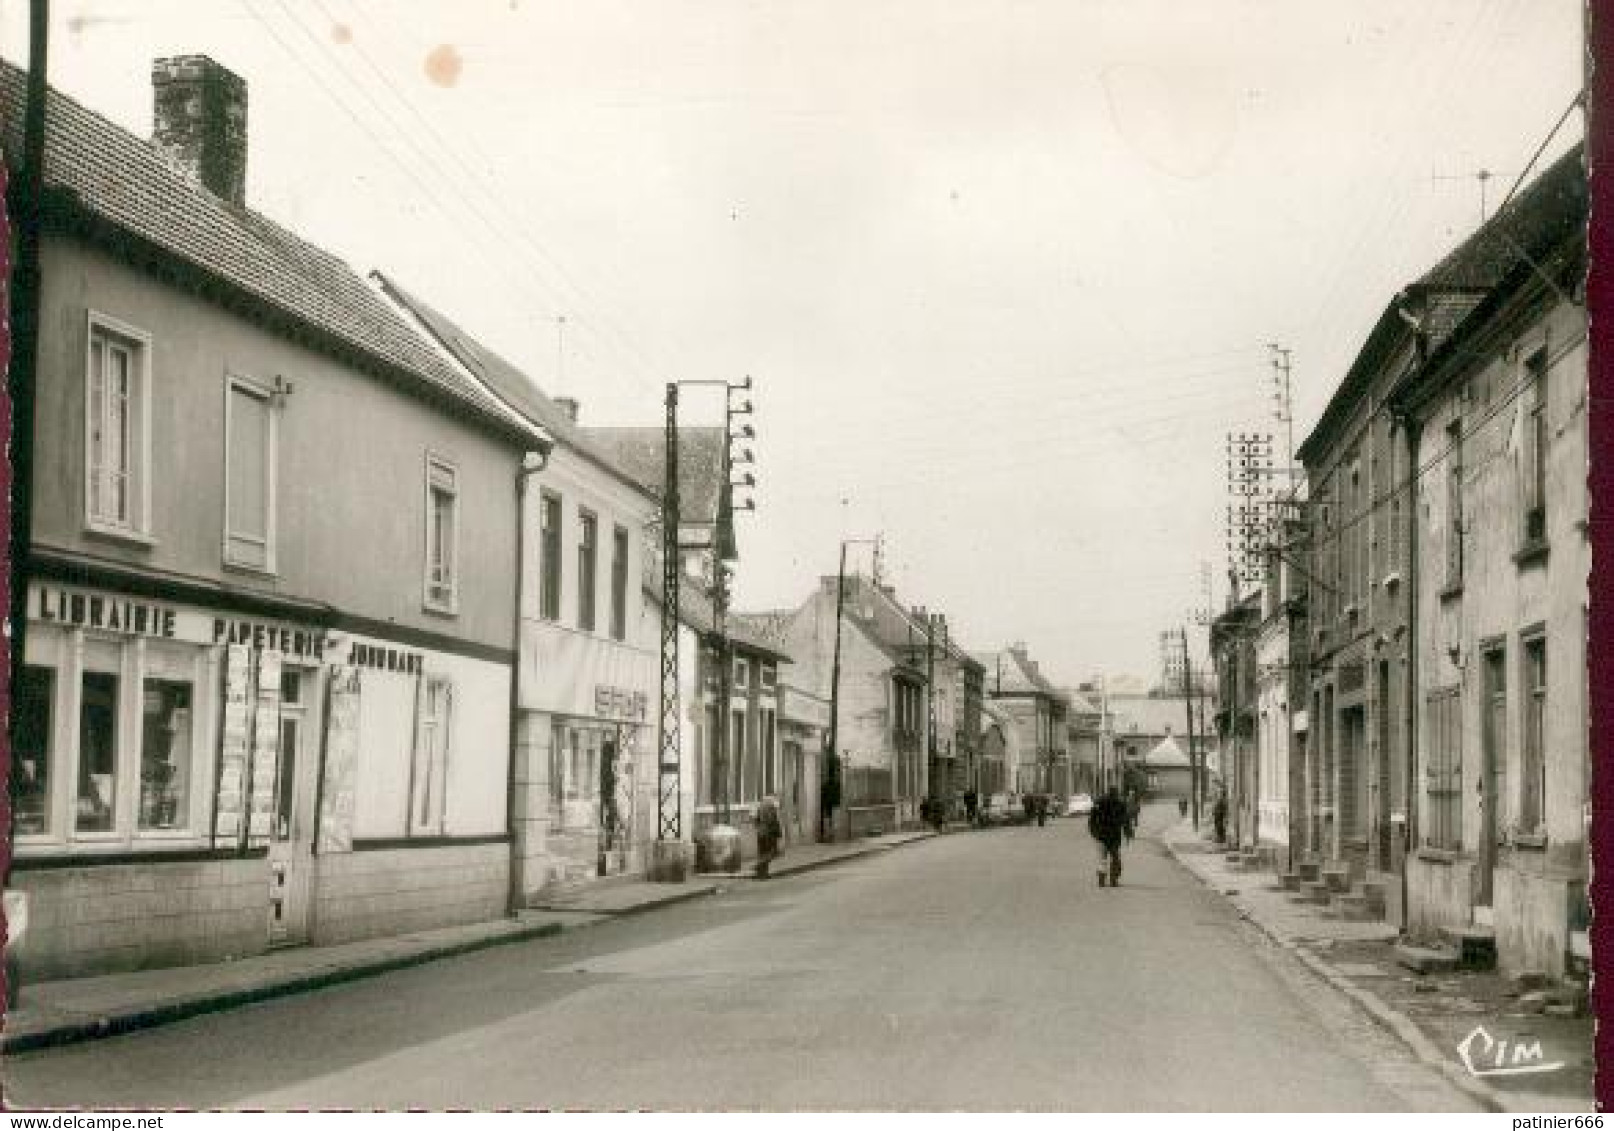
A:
[657, 385, 682, 840]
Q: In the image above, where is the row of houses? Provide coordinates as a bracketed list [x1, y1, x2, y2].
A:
[1211, 142, 1588, 980]
[2, 54, 1089, 982]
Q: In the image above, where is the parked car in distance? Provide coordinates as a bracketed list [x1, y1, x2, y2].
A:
[980, 792, 1022, 826]
[1065, 793, 1094, 817]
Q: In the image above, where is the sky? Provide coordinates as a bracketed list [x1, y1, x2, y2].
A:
[1, 0, 1586, 686]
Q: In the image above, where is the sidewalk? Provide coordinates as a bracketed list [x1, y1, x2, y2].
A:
[1160, 820, 1593, 1114]
[3, 829, 940, 1054]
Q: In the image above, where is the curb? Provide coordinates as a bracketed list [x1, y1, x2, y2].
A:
[1, 919, 571, 1056]
[4, 831, 943, 1055]
[1159, 832, 1508, 1114]
[529, 880, 722, 917]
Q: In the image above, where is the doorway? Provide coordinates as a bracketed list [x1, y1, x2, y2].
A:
[268, 667, 318, 947]
[1376, 662, 1393, 869]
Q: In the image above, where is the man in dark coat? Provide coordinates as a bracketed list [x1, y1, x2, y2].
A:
[1089, 787, 1130, 887]
[756, 796, 783, 879]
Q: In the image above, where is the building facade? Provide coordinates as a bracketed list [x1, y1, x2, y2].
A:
[7, 58, 549, 978]
[1390, 145, 1587, 976]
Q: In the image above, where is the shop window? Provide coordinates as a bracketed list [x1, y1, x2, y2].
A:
[85, 314, 151, 538]
[77, 671, 120, 833]
[139, 678, 193, 830]
[410, 677, 454, 835]
[578, 509, 598, 632]
[1520, 635, 1547, 832]
[424, 456, 460, 613]
[12, 665, 55, 836]
[610, 525, 629, 641]
[224, 377, 277, 571]
[540, 491, 563, 621]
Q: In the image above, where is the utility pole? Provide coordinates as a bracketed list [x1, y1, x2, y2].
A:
[1179, 627, 1201, 831]
[1268, 343, 1294, 479]
[825, 535, 877, 842]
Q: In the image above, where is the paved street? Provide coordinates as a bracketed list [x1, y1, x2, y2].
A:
[5, 808, 1480, 1111]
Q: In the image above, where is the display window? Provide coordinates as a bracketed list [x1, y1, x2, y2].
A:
[19, 622, 216, 853]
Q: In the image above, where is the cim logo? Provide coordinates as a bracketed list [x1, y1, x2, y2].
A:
[1457, 1026, 1566, 1078]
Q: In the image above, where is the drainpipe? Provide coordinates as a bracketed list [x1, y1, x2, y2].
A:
[1400, 416, 1423, 935]
[508, 450, 549, 916]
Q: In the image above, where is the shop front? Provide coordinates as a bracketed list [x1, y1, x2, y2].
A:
[515, 621, 655, 897]
[10, 580, 332, 979]
[11, 578, 518, 978]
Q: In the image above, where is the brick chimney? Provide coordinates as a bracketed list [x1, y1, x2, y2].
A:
[152, 56, 248, 206]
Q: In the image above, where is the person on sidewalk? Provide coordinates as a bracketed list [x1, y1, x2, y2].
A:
[1089, 787, 1129, 887]
[756, 796, 783, 880]
[1124, 790, 1141, 842]
[1212, 789, 1229, 844]
[963, 788, 979, 827]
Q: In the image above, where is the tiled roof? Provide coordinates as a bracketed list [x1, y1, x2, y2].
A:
[643, 582, 790, 660]
[1109, 694, 1192, 739]
[1417, 144, 1585, 292]
[587, 427, 727, 524]
[1299, 142, 1585, 462]
[372, 272, 651, 497]
[727, 610, 796, 653]
[0, 62, 542, 447]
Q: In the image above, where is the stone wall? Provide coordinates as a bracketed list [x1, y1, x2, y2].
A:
[310, 842, 508, 946]
[12, 857, 266, 981]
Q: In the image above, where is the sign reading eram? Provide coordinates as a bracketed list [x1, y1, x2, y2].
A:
[595, 685, 648, 721]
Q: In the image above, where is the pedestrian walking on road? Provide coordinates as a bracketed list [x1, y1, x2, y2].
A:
[964, 788, 979, 826]
[756, 796, 783, 880]
[1089, 787, 1129, 887]
[1124, 790, 1141, 842]
[1178, 797, 1188, 819]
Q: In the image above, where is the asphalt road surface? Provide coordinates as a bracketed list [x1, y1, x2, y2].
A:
[4, 804, 1480, 1111]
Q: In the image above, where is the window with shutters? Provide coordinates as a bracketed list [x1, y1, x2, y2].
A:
[1520, 634, 1547, 832]
[1445, 419, 1463, 588]
[224, 377, 277, 571]
[1425, 687, 1462, 850]
[85, 314, 152, 539]
[423, 455, 459, 613]
[1522, 349, 1548, 546]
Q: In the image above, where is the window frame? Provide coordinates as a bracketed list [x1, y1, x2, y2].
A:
[1445, 418, 1464, 588]
[16, 627, 214, 855]
[408, 675, 454, 836]
[84, 311, 155, 543]
[1521, 348, 1549, 548]
[222, 374, 280, 574]
[422, 453, 461, 615]
[539, 490, 563, 621]
[577, 507, 599, 632]
[1519, 631, 1548, 834]
[610, 524, 630, 641]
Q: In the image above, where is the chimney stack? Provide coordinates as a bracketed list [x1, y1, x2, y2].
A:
[153, 56, 249, 207]
[554, 397, 580, 424]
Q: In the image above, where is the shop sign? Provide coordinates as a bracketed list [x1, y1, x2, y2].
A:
[34, 584, 177, 639]
[350, 641, 425, 675]
[595, 685, 648, 721]
[213, 618, 326, 660]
